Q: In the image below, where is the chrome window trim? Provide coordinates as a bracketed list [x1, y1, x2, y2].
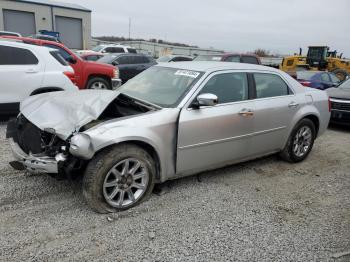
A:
[179, 69, 296, 109]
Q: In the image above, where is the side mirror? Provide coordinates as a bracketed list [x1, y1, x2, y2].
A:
[112, 61, 119, 66]
[193, 93, 218, 108]
[66, 56, 77, 64]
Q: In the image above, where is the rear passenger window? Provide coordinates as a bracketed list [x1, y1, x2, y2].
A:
[200, 73, 248, 104]
[106, 47, 125, 53]
[43, 44, 71, 60]
[241, 56, 259, 64]
[116, 56, 131, 64]
[0, 45, 38, 65]
[254, 73, 290, 98]
[50, 51, 68, 65]
[225, 56, 240, 62]
[127, 48, 137, 53]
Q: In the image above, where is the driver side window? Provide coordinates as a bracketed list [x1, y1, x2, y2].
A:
[199, 73, 249, 104]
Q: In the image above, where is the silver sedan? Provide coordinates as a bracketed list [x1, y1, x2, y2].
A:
[8, 62, 330, 212]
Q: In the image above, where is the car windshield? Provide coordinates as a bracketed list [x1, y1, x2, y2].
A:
[296, 71, 318, 80]
[92, 45, 104, 52]
[157, 56, 171, 62]
[193, 55, 223, 61]
[119, 66, 203, 107]
[338, 78, 350, 89]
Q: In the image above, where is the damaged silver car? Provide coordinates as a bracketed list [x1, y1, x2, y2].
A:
[7, 62, 330, 213]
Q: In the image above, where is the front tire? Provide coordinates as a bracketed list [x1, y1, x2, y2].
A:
[280, 119, 316, 163]
[83, 144, 156, 213]
[87, 77, 111, 90]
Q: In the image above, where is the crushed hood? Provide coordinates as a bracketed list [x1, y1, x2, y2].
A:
[20, 90, 120, 139]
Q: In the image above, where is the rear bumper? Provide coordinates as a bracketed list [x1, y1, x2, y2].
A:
[9, 138, 58, 174]
[111, 78, 122, 90]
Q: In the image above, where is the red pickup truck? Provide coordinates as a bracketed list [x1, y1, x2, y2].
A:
[1, 36, 121, 90]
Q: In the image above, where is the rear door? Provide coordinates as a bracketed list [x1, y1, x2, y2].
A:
[250, 72, 298, 156]
[176, 71, 255, 174]
[0, 45, 43, 105]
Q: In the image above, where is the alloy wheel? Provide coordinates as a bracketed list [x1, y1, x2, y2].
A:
[90, 81, 108, 90]
[292, 126, 312, 157]
[103, 158, 149, 208]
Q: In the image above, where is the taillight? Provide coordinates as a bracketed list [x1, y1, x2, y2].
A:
[299, 81, 311, 87]
[63, 71, 76, 85]
[328, 97, 331, 112]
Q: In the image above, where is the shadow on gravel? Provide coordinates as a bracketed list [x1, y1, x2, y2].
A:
[328, 123, 350, 133]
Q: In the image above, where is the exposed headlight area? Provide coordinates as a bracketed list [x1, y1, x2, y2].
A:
[69, 133, 94, 160]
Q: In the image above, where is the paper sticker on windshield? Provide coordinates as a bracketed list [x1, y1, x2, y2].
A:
[175, 70, 200, 78]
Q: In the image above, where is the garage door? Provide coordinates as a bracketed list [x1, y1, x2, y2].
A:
[55, 16, 83, 49]
[3, 9, 36, 36]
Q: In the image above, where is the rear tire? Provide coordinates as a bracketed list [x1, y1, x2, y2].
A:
[83, 144, 155, 213]
[280, 119, 316, 163]
[87, 77, 111, 90]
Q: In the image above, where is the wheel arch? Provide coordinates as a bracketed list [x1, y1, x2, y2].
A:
[94, 140, 162, 182]
[303, 114, 320, 136]
[86, 74, 111, 89]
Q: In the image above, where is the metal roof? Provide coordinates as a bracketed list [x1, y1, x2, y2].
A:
[14, 0, 91, 12]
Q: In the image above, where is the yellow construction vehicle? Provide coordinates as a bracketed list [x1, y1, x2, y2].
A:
[280, 46, 350, 81]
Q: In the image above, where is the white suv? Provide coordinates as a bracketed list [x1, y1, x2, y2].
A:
[78, 44, 137, 54]
[0, 41, 78, 115]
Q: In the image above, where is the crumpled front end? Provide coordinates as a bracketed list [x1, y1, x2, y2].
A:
[7, 115, 82, 177]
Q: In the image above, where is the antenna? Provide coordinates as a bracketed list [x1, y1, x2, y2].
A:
[128, 18, 131, 40]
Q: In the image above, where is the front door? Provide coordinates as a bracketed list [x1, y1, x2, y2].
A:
[176, 71, 255, 174]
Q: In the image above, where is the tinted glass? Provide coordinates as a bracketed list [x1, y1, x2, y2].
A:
[116, 56, 131, 64]
[254, 73, 290, 98]
[127, 48, 137, 53]
[84, 55, 96, 61]
[200, 73, 248, 104]
[50, 51, 68, 65]
[225, 56, 240, 62]
[329, 73, 340, 83]
[241, 56, 259, 64]
[106, 47, 125, 53]
[0, 45, 38, 65]
[97, 54, 118, 64]
[120, 67, 203, 107]
[131, 56, 145, 64]
[141, 56, 150, 63]
[43, 44, 71, 60]
[321, 73, 330, 82]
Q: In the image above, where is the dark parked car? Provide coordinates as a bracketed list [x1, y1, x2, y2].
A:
[193, 53, 261, 65]
[327, 78, 350, 124]
[97, 53, 157, 83]
[296, 71, 340, 90]
[157, 55, 193, 62]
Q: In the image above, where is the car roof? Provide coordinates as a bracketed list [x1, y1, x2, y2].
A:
[0, 40, 50, 52]
[156, 61, 279, 73]
[107, 53, 147, 57]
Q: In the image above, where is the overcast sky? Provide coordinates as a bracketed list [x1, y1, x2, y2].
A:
[59, 0, 350, 56]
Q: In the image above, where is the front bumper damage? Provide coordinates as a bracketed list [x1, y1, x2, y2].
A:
[9, 138, 59, 174]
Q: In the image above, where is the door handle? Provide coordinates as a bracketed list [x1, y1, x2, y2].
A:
[238, 108, 254, 116]
[25, 69, 38, 74]
[288, 101, 299, 108]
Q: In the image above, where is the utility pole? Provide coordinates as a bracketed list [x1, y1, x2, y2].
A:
[128, 17, 131, 40]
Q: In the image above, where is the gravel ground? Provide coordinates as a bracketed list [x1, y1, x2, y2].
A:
[0, 122, 349, 262]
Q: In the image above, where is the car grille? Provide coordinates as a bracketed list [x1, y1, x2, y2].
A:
[331, 100, 350, 112]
